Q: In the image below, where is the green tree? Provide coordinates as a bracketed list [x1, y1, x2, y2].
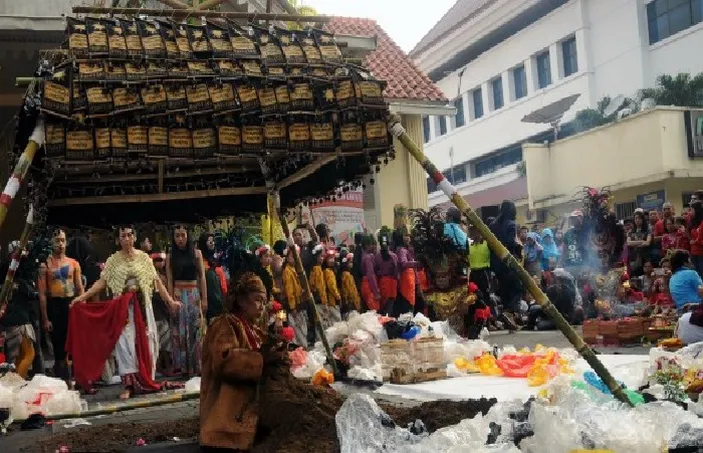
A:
[640, 72, 703, 107]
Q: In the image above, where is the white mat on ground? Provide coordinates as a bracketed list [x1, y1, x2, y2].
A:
[374, 354, 649, 402]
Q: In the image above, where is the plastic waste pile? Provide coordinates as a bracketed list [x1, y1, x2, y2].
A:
[0, 373, 83, 421]
[336, 372, 703, 453]
[290, 311, 493, 383]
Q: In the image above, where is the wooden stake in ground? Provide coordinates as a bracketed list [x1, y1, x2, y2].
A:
[271, 192, 338, 376]
[0, 205, 34, 319]
[386, 112, 634, 407]
[0, 122, 43, 235]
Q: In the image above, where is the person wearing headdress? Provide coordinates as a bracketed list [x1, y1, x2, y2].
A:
[340, 252, 360, 314]
[68, 225, 182, 399]
[200, 272, 288, 451]
[282, 245, 306, 347]
[253, 244, 274, 300]
[360, 235, 381, 312]
[323, 248, 342, 324]
[0, 249, 38, 378]
[309, 244, 329, 331]
[271, 240, 288, 298]
[375, 229, 399, 316]
[392, 227, 418, 317]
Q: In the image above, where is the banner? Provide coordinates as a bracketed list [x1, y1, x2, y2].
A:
[302, 190, 365, 246]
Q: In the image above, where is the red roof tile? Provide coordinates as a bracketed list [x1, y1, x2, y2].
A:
[327, 17, 447, 103]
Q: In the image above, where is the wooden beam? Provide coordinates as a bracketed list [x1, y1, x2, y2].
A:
[51, 164, 254, 184]
[157, 160, 165, 194]
[49, 185, 268, 207]
[197, 0, 227, 10]
[154, 0, 192, 10]
[0, 93, 24, 107]
[278, 155, 336, 189]
[71, 6, 332, 22]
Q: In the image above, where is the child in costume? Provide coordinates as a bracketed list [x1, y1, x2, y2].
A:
[282, 246, 306, 348]
[340, 253, 360, 315]
[309, 244, 329, 329]
[323, 249, 342, 324]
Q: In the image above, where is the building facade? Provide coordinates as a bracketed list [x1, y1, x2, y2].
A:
[525, 107, 703, 220]
[411, 0, 703, 224]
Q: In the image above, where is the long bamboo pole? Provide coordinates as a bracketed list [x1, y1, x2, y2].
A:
[0, 122, 43, 235]
[271, 191, 338, 376]
[71, 6, 332, 22]
[0, 205, 34, 319]
[12, 391, 200, 424]
[386, 112, 633, 407]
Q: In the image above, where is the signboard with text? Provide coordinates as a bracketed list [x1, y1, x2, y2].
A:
[637, 190, 666, 212]
[686, 110, 703, 157]
[301, 190, 365, 246]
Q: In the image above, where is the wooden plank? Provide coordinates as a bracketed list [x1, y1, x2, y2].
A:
[51, 163, 254, 184]
[157, 160, 165, 194]
[278, 155, 336, 189]
[49, 185, 268, 206]
[71, 6, 333, 22]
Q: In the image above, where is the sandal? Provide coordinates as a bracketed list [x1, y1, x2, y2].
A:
[119, 389, 132, 400]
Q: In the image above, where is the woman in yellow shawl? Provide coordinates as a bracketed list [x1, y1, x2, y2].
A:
[282, 245, 306, 347]
[323, 249, 342, 324]
[340, 252, 361, 315]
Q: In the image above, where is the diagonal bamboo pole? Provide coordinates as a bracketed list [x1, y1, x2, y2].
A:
[386, 112, 634, 407]
[0, 205, 34, 320]
[273, 192, 338, 376]
[257, 158, 338, 374]
[0, 121, 43, 235]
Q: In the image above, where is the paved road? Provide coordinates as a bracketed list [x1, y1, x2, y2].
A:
[1, 330, 652, 452]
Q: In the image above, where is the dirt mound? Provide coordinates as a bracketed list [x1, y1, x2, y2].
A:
[31, 365, 497, 453]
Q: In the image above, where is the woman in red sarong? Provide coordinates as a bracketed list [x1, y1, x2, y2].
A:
[375, 231, 399, 315]
[392, 227, 417, 317]
[68, 225, 182, 399]
[360, 235, 381, 312]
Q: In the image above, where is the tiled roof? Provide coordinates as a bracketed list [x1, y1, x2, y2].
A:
[327, 17, 447, 103]
[410, 0, 496, 57]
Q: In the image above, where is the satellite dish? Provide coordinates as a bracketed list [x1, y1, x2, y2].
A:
[603, 95, 626, 117]
[641, 98, 656, 110]
[617, 108, 632, 119]
[521, 94, 581, 140]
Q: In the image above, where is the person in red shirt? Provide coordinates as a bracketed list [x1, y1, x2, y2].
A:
[690, 201, 703, 277]
[661, 217, 678, 254]
[675, 217, 691, 251]
[654, 202, 674, 237]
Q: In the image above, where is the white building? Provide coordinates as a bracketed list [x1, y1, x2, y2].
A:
[411, 0, 703, 222]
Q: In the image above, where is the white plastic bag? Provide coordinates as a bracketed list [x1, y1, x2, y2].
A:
[184, 377, 201, 392]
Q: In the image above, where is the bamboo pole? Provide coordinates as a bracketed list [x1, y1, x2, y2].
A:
[271, 191, 338, 376]
[0, 122, 43, 235]
[386, 112, 634, 407]
[71, 6, 333, 22]
[0, 205, 34, 319]
[12, 391, 200, 424]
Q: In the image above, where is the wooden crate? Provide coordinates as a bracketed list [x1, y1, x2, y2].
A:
[617, 319, 645, 344]
[390, 367, 447, 384]
[380, 337, 445, 382]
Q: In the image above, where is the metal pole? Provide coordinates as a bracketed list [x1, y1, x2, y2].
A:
[0, 122, 43, 235]
[272, 192, 338, 376]
[386, 112, 633, 407]
[0, 205, 34, 320]
[71, 6, 332, 22]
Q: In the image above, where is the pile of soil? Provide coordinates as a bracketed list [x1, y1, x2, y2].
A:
[30, 364, 497, 453]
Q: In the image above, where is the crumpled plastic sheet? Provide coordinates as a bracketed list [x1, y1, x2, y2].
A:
[292, 350, 327, 379]
[0, 374, 82, 419]
[521, 376, 703, 453]
[184, 377, 201, 392]
[336, 394, 523, 453]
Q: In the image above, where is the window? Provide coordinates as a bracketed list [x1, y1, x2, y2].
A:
[536, 51, 552, 89]
[437, 116, 447, 136]
[616, 201, 637, 220]
[472, 89, 484, 119]
[647, 0, 701, 44]
[491, 77, 504, 110]
[454, 97, 465, 128]
[448, 164, 467, 185]
[422, 116, 430, 143]
[562, 37, 578, 77]
[513, 65, 528, 100]
[474, 148, 522, 178]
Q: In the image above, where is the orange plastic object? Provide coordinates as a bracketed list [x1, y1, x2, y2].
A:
[312, 368, 335, 386]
